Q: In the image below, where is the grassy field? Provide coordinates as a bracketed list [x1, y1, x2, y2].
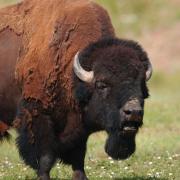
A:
[95, 0, 180, 38]
[0, 0, 180, 179]
[0, 0, 20, 7]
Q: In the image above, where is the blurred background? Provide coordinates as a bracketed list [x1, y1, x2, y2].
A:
[0, 0, 180, 179]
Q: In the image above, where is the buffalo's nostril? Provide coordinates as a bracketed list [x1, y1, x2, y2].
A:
[122, 98, 144, 118]
[123, 109, 144, 124]
[123, 109, 143, 116]
[123, 110, 132, 115]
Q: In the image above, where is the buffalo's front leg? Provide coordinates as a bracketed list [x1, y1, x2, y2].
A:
[16, 100, 57, 180]
[72, 148, 88, 180]
[38, 153, 56, 180]
[61, 139, 88, 180]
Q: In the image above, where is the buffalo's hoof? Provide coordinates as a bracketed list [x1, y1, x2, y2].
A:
[72, 170, 88, 180]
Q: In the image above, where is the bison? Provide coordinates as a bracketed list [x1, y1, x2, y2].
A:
[0, 0, 152, 179]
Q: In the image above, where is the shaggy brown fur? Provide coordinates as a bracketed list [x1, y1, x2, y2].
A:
[0, 0, 114, 138]
[5, 0, 113, 133]
[0, 26, 22, 137]
[11, 1, 114, 179]
[14, 0, 115, 108]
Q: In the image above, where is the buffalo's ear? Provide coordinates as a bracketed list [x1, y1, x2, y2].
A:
[133, 44, 152, 81]
[74, 82, 92, 107]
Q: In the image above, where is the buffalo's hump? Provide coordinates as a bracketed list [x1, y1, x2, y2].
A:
[6, 0, 115, 110]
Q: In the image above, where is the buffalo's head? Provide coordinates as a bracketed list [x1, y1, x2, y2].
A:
[73, 38, 152, 160]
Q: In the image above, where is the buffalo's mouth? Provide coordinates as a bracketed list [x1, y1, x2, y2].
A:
[120, 120, 142, 136]
[105, 119, 143, 160]
[123, 126, 138, 134]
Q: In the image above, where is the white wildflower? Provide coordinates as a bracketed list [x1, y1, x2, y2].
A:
[157, 156, 161, 160]
[148, 161, 153, 165]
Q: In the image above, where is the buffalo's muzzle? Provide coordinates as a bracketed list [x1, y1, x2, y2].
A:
[120, 98, 143, 135]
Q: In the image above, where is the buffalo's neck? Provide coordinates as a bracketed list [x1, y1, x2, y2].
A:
[55, 107, 104, 147]
[83, 117, 104, 134]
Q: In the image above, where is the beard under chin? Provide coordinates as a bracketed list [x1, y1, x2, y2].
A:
[105, 132, 136, 160]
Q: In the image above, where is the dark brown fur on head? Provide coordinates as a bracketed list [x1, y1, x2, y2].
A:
[78, 38, 149, 72]
[75, 38, 150, 159]
[75, 37, 149, 108]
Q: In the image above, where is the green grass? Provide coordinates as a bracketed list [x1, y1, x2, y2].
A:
[0, 0, 20, 7]
[0, 74, 180, 180]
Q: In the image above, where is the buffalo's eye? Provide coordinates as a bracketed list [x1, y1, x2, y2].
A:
[95, 81, 110, 98]
[95, 81, 108, 90]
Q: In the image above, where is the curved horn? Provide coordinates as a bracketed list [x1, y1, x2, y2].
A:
[146, 61, 153, 81]
[73, 52, 94, 83]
